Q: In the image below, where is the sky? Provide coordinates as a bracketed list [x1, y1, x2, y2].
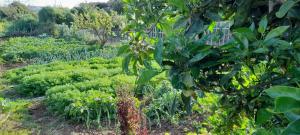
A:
[0, 0, 109, 8]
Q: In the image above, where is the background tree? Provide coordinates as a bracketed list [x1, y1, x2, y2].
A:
[0, 1, 35, 21]
[72, 6, 113, 46]
[108, 0, 124, 14]
[38, 7, 73, 26]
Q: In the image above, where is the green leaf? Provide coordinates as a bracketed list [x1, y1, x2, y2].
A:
[254, 48, 269, 54]
[234, 27, 256, 41]
[281, 119, 300, 135]
[233, 32, 249, 50]
[122, 54, 132, 74]
[274, 97, 300, 112]
[188, 50, 212, 64]
[256, 109, 273, 125]
[137, 69, 160, 84]
[276, 0, 299, 18]
[117, 44, 130, 56]
[264, 26, 289, 41]
[208, 21, 217, 32]
[173, 16, 189, 29]
[285, 110, 300, 121]
[167, 0, 188, 12]
[265, 86, 300, 100]
[253, 128, 272, 135]
[250, 22, 255, 32]
[220, 65, 240, 86]
[185, 17, 204, 37]
[258, 16, 268, 34]
[182, 72, 194, 88]
[154, 39, 163, 65]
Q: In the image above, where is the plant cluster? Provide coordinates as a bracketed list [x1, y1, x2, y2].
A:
[4, 57, 132, 127]
[0, 37, 117, 64]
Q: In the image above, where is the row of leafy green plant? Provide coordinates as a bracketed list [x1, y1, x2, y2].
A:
[3, 57, 225, 132]
[4, 57, 197, 129]
[0, 37, 117, 64]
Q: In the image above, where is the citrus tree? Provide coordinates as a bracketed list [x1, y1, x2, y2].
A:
[120, 0, 300, 134]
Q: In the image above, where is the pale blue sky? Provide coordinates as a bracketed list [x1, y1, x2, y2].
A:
[0, 0, 109, 8]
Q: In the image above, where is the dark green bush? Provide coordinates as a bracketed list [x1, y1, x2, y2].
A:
[5, 15, 39, 36]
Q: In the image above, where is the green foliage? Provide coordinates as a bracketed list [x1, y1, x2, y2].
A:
[261, 86, 300, 135]
[143, 81, 183, 125]
[0, 20, 9, 37]
[5, 15, 39, 36]
[5, 57, 126, 96]
[47, 89, 116, 127]
[0, 2, 35, 21]
[4, 56, 136, 127]
[38, 7, 73, 25]
[121, 0, 300, 133]
[0, 37, 117, 64]
[72, 6, 113, 45]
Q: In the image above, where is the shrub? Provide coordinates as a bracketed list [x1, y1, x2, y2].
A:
[5, 15, 39, 37]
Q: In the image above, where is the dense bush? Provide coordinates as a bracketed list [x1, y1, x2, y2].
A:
[5, 15, 39, 37]
[0, 2, 35, 21]
[0, 37, 118, 63]
[38, 7, 73, 26]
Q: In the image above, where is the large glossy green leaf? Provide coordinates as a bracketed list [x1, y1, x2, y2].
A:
[258, 16, 268, 34]
[137, 69, 160, 84]
[256, 109, 273, 125]
[117, 44, 130, 56]
[281, 119, 300, 135]
[188, 50, 212, 64]
[154, 39, 163, 65]
[265, 86, 300, 100]
[264, 26, 289, 41]
[274, 97, 300, 112]
[285, 110, 300, 122]
[276, 0, 299, 18]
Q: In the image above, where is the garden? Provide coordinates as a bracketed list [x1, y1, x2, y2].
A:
[0, 0, 300, 135]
